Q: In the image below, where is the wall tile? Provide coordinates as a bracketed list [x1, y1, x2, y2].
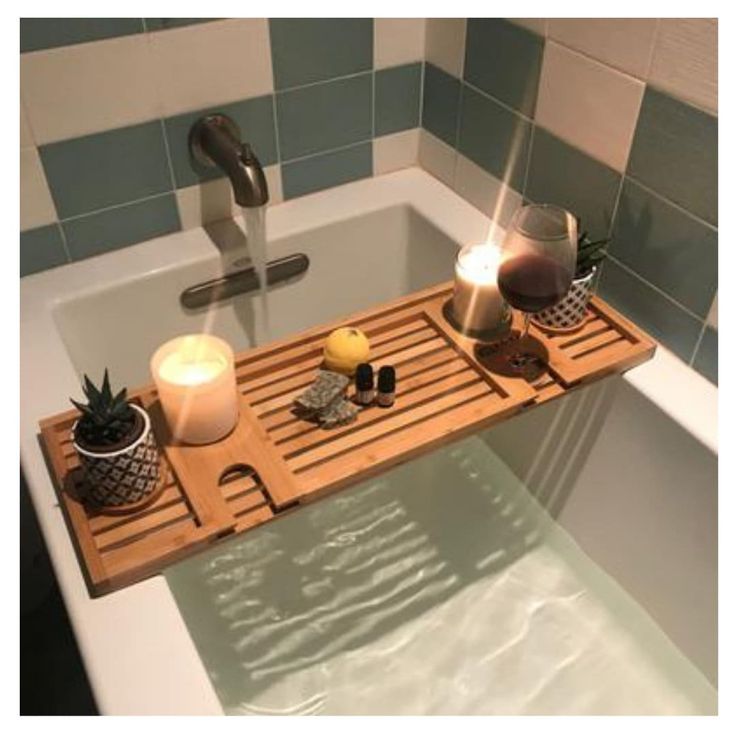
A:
[164, 96, 277, 189]
[20, 18, 143, 52]
[597, 259, 703, 362]
[276, 74, 372, 161]
[20, 147, 56, 231]
[536, 41, 645, 172]
[20, 102, 34, 148]
[62, 194, 181, 261]
[374, 19, 425, 68]
[525, 128, 621, 240]
[707, 293, 717, 329]
[457, 85, 532, 192]
[20, 224, 68, 276]
[375, 63, 422, 136]
[418, 130, 457, 188]
[40, 122, 173, 219]
[609, 179, 717, 318]
[144, 19, 215, 31]
[464, 19, 543, 118]
[628, 87, 717, 225]
[693, 327, 717, 385]
[20, 35, 160, 144]
[373, 129, 420, 175]
[454, 155, 523, 227]
[507, 19, 548, 36]
[421, 63, 461, 147]
[149, 19, 273, 117]
[547, 19, 658, 79]
[649, 19, 717, 114]
[424, 19, 466, 77]
[269, 19, 373, 89]
[281, 142, 372, 199]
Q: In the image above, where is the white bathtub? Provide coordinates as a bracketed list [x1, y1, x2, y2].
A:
[20, 169, 717, 714]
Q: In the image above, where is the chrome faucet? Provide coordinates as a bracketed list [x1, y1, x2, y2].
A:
[189, 113, 269, 207]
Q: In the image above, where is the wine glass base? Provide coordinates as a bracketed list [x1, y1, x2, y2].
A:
[473, 330, 548, 381]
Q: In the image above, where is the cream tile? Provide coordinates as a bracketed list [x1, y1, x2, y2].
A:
[425, 19, 466, 77]
[20, 101, 34, 148]
[418, 129, 457, 187]
[548, 18, 658, 79]
[176, 165, 282, 230]
[374, 18, 426, 68]
[20, 147, 56, 230]
[373, 129, 420, 174]
[453, 155, 523, 228]
[649, 19, 717, 114]
[21, 35, 160, 144]
[508, 19, 548, 37]
[536, 42, 645, 171]
[707, 293, 717, 330]
[150, 19, 273, 117]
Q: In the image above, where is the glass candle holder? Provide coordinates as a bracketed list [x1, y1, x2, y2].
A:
[450, 243, 510, 338]
[151, 334, 239, 445]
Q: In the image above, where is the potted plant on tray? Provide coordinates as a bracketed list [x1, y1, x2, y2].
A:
[533, 221, 610, 331]
[71, 370, 160, 507]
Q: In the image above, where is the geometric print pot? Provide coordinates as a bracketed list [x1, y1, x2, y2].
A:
[532, 267, 596, 331]
[72, 403, 160, 507]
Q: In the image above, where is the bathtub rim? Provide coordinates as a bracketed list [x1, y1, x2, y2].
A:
[19, 167, 717, 714]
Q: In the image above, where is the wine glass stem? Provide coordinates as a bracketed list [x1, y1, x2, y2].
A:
[520, 312, 531, 340]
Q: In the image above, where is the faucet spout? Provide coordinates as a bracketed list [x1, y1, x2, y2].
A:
[189, 114, 269, 207]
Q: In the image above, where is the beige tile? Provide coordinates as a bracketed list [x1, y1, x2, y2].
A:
[374, 18, 425, 68]
[536, 42, 645, 171]
[508, 19, 548, 37]
[176, 165, 282, 230]
[21, 35, 160, 144]
[453, 155, 523, 228]
[150, 19, 273, 117]
[20, 147, 56, 230]
[548, 18, 658, 79]
[425, 19, 466, 77]
[20, 101, 34, 148]
[649, 19, 717, 114]
[418, 129, 457, 188]
[373, 129, 420, 174]
[707, 293, 717, 330]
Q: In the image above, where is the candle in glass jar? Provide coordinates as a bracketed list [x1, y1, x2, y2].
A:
[151, 334, 239, 445]
[451, 243, 507, 335]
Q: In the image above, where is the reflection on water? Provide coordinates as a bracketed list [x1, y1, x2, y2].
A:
[165, 436, 716, 715]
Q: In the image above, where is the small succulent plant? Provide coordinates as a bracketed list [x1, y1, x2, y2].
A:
[575, 219, 610, 279]
[71, 370, 137, 448]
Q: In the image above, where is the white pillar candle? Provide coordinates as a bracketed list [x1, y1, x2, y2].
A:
[150, 334, 239, 445]
[451, 243, 507, 335]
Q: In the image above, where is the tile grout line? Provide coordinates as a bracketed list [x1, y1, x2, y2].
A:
[463, 79, 534, 125]
[521, 124, 536, 198]
[158, 118, 180, 195]
[59, 191, 175, 224]
[277, 68, 374, 95]
[281, 138, 374, 167]
[689, 320, 709, 366]
[55, 221, 73, 263]
[271, 93, 282, 164]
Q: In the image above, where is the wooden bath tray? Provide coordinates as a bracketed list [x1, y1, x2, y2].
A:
[39, 281, 655, 595]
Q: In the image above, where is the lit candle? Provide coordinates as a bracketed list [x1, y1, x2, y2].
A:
[451, 243, 508, 336]
[151, 334, 239, 445]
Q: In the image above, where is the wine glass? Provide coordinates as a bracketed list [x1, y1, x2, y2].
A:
[495, 204, 577, 373]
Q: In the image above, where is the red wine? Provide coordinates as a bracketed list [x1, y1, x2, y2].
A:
[498, 254, 572, 313]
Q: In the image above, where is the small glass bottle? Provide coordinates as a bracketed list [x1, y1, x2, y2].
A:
[354, 363, 375, 406]
[376, 366, 396, 408]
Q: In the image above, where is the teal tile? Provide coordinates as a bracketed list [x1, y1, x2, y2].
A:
[282, 143, 372, 199]
[464, 19, 543, 118]
[422, 63, 461, 147]
[628, 87, 717, 226]
[610, 179, 717, 317]
[277, 74, 372, 161]
[144, 19, 216, 31]
[693, 327, 718, 385]
[40, 122, 172, 219]
[269, 19, 373, 89]
[598, 260, 703, 362]
[62, 194, 181, 261]
[457, 84, 532, 191]
[375, 63, 422, 136]
[20, 225, 68, 277]
[525, 128, 621, 240]
[20, 18, 143, 52]
[164, 96, 277, 189]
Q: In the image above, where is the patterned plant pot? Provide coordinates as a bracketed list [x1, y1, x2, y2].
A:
[533, 268, 596, 331]
[72, 404, 160, 507]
